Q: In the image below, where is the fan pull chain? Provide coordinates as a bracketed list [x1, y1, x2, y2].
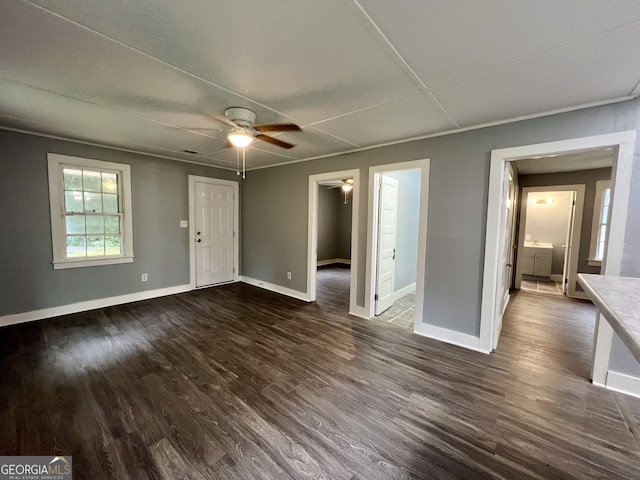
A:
[242, 147, 246, 179]
[236, 148, 240, 176]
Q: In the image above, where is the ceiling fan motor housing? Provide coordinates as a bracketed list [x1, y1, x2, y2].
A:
[225, 107, 256, 128]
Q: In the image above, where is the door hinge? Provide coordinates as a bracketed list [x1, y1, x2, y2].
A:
[573, 200, 576, 205]
[374, 294, 379, 301]
[233, 231, 235, 237]
[233, 267, 235, 273]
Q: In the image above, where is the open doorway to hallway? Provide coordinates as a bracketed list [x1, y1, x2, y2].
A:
[315, 178, 354, 314]
[307, 168, 360, 316]
[497, 149, 614, 365]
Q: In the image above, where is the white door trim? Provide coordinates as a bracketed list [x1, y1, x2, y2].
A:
[515, 185, 586, 299]
[365, 159, 430, 334]
[307, 169, 360, 314]
[188, 175, 240, 289]
[481, 131, 637, 363]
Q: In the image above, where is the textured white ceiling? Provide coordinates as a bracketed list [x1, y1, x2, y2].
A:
[1, 0, 640, 170]
[515, 148, 615, 175]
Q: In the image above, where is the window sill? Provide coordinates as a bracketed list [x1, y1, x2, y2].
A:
[587, 259, 602, 267]
[52, 255, 134, 270]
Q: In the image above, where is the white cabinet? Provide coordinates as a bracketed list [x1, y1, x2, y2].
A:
[521, 244, 553, 278]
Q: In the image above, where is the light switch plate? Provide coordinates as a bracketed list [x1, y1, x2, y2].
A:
[180, 220, 188, 228]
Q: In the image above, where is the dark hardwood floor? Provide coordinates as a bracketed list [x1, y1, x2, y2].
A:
[2, 271, 640, 479]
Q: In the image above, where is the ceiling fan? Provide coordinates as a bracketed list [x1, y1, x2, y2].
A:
[210, 107, 302, 150]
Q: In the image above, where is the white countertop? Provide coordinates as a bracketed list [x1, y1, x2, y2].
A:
[524, 242, 553, 249]
[577, 274, 640, 363]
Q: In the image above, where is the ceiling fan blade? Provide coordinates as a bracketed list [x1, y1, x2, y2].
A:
[207, 113, 237, 128]
[254, 123, 301, 132]
[255, 134, 295, 149]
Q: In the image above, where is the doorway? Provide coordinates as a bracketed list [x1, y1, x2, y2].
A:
[188, 176, 239, 289]
[307, 169, 360, 315]
[514, 186, 585, 299]
[481, 131, 636, 382]
[365, 159, 430, 333]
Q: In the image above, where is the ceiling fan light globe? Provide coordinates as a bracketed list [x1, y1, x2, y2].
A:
[228, 132, 253, 148]
[341, 184, 353, 192]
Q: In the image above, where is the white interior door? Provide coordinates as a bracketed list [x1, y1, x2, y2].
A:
[375, 175, 398, 315]
[562, 191, 577, 294]
[195, 182, 234, 287]
[494, 164, 517, 347]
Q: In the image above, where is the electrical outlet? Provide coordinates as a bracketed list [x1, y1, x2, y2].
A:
[180, 220, 188, 228]
[141, 273, 148, 282]
[526, 234, 531, 240]
[287, 272, 292, 280]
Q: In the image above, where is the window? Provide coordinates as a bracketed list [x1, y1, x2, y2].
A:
[48, 153, 134, 269]
[588, 180, 611, 266]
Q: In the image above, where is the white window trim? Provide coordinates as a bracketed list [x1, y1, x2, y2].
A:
[587, 179, 611, 267]
[47, 153, 134, 269]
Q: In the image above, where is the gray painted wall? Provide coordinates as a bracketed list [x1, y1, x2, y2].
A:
[241, 98, 640, 344]
[519, 168, 612, 280]
[0, 130, 237, 316]
[317, 186, 338, 262]
[386, 170, 420, 291]
[317, 187, 352, 262]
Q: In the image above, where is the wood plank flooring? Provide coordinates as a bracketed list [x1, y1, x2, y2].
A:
[2, 270, 640, 479]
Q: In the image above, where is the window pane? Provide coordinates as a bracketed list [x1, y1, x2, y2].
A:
[86, 216, 104, 234]
[597, 240, 605, 261]
[599, 224, 607, 243]
[83, 170, 102, 192]
[603, 189, 611, 206]
[104, 215, 120, 234]
[64, 191, 84, 212]
[63, 168, 82, 190]
[84, 192, 102, 212]
[87, 235, 105, 256]
[66, 235, 86, 257]
[105, 235, 121, 255]
[65, 216, 85, 234]
[102, 173, 118, 193]
[103, 193, 119, 213]
[601, 204, 609, 223]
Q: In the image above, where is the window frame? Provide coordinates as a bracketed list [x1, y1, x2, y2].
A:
[587, 179, 611, 267]
[47, 153, 134, 269]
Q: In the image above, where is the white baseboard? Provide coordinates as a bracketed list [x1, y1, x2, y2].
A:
[240, 276, 311, 302]
[392, 282, 416, 302]
[349, 305, 369, 319]
[317, 258, 351, 267]
[606, 370, 640, 399]
[415, 323, 490, 354]
[0, 284, 192, 328]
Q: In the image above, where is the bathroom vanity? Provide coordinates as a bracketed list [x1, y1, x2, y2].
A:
[521, 242, 553, 278]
